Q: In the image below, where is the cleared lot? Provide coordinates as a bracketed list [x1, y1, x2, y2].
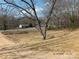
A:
[2, 29, 70, 44]
[0, 28, 79, 59]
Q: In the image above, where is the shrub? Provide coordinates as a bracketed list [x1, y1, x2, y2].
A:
[48, 24, 58, 30]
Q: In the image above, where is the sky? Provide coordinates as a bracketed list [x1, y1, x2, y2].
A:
[0, 0, 79, 17]
[0, 0, 4, 3]
[0, 0, 44, 9]
[0, 0, 44, 17]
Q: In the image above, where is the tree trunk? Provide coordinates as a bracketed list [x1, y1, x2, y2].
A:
[3, 23, 7, 30]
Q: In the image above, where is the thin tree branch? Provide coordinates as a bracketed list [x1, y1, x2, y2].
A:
[30, 0, 45, 38]
[4, 0, 33, 17]
[21, 0, 33, 9]
[44, 0, 57, 39]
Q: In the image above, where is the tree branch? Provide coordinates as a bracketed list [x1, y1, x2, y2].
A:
[21, 0, 33, 9]
[30, 0, 45, 38]
[44, 0, 57, 40]
[4, 0, 33, 17]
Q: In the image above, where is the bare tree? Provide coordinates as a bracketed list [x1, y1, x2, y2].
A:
[0, 15, 7, 30]
[0, 3, 18, 30]
[4, 0, 57, 40]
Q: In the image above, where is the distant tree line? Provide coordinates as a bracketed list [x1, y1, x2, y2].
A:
[0, 15, 18, 30]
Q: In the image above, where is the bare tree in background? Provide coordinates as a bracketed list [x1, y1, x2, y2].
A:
[0, 15, 7, 30]
[0, 3, 19, 30]
[4, 0, 57, 40]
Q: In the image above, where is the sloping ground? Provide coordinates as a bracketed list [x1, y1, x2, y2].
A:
[0, 33, 15, 47]
[5, 30, 70, 44]
[60, 29, 79, 52]
[0, 29, 79, 59]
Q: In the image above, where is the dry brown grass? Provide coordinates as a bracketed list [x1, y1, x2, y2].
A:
[2, 29, 70, 44]
[0, 29, 79, 59]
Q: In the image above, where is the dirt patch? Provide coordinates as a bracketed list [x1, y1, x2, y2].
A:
[0, 29, 79, 59]
[0, 33, 15, 46]
[2, 29, 70, 44]
[1, 31, 28, 35]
